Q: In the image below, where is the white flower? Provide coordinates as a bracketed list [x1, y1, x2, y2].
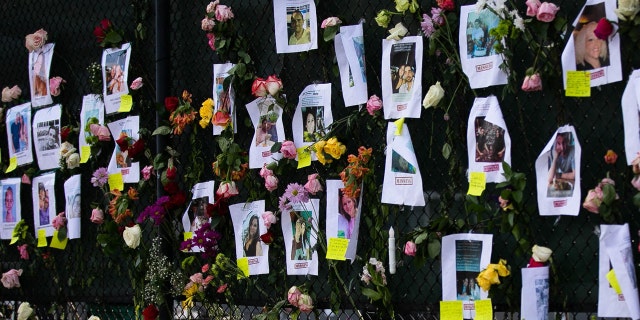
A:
[512, 12, 525, 31]
[88, 316, 101, 320]
[422, 81, 445, 109]
[66, 153, 80, 169]
[615, 0, 640, 20]
[60, 141, 76, 159]
[123, 224, 142, 249]
[17, 302, 34, 320]
[475, 0, 487, 12]
[386, 22, 409, 41]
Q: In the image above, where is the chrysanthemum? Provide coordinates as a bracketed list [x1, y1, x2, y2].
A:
[283, 183, 309, 204]
[91, 167, 109, 187]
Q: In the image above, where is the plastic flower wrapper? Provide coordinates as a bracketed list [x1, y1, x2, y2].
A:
[476, 259, 510, 291]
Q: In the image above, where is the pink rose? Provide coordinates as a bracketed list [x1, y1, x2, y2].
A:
[90, 208, 104, 224]
[265, 175, 279, 192]
[2, 85, 22, 102]
[259, 164, 273, 178]
[215, 5, 234, 22]
[526, 0, 541, 17]
[17, 244, 29, 260]
[321, 17, 342, 28]
[201, 264, 210, 273]
[216, 181, 239, 199]
[25, 29, 48, 52]
[288, 286, 302, 306]
[297, 294, 314, 312]
[521, 73, 542, 92]
[21, 174, 31, 184]
[217, 283, 228, 293]
[366, 95, 383, 115]
[304, 173, 323, 195]
[280, 141, 297, 159]
[190, 273, 204, 284]
[49, 76, 66, 97]
[404, 241, 417, 256]
[262, 211, 277, 229]
[130, 77, 143, 90]
[96, 126, 111, 141]
[632, 176, 640, 191]
[203, 275, 214, 286]
[142, 165, 154, 181]
[251, 77, 267, 97]
[582, 189, 601, 213]
[1, 269, 23, 289]
[52, 212, 67, 230]
[536, 2, 559, 22]
[201, 17, 215, 31]
[206, 0, 219, 13]
[265, 75, 283, 96]
[206, 33, 216, 51]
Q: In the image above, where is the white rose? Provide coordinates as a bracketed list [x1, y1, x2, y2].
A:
[88, 316, 101, 320]
[615, 0, 640, 20]
[66, 153, 80, 169]
[60, 141, 76, 159]
[17, 302, 34, 320]
[422, 81, 445, 109]
[123, 224, 142, 249]
[386, 22, 408, 41]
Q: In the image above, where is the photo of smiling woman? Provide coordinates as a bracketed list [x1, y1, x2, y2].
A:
[573, 3, 609, 71]
[337, 189, 359, 239]
[243, 214, 263, 257]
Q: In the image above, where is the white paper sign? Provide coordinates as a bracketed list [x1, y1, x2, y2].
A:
[274, 0, 318, 53]
[32, 172, 56, 237]
[32, 104, 62, 171]
[561, 0, 622, 88]
[382, 36, 423, 119]
[79, 94, 105, 160]
[64, 174, 82, 240]
[326, 180, 362, 261]
[182, 181, 215, 234]
[102, 43, 132, 114]
[622, 70, 640, 165]
[6, 103, 34, 167]
[29, 43, 55, 108]
[107, 116, 141, 183]
[458, 5, 508, 89]
[293, 83, 333, 158]
[521, 266, 550, 320]
[467, 96, 511, 183]
[246, 97, 285, 169]
[1, 178, 22, 240]
[335, 24, 368, 107]
[535, 125, 581, 216]
[281, 199, 319, 275]
[381, 122, 425, 206]
[230, 200, 269, 275]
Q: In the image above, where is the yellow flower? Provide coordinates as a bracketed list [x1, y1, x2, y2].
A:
[182, 283, 199, 309]
[199, 98, 214, 128]
[324, 137, 346, 159]
[476, 259, 510, 292]
[314, 141, 328, 165]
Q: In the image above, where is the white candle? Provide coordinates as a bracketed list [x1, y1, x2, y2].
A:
[389, 226, 396, 274]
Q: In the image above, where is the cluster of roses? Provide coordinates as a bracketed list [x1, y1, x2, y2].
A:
[313, 137, 346, 165]
[475, 259, 510, 291]
[201, 0, 235, 51]
[115, 132, 145, 162]
[93, 19, 123, 48]
[165, 90, 198, 135]
[60, 138, 81, 170]
[159, 158, 188, 213]
[251, 75, 283, 98]
[287, 286, 314, 313]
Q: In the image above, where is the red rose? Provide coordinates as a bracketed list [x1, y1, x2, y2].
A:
[115, 134, 130, 151]
[127, 139, 145, 159]
[93, 26, 106, 42]
[164, 96, 179, 113]
[167, 191, 187, 209]
[437, 0, 455, 11]
[100, 19, 112, 30]
[260, 231, 274, 245]
[209, 198, 229, 216]
[163, 181, 179, 195]
[142, 304, 159, 320]
[60, 126, 71, 142]
[594, 18, 613, 40]
[166, 165, 177, 180]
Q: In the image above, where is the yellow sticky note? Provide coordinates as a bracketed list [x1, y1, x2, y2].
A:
[118, 94, 133, 112]
[5, 157, 18, 173]
[606, 269, 622, 294]
[297, 147, 311, 169]
[10, 235, 19, 245]
[440, 300, 463, 320]
[468, 172, 486, 196]
[50, 230, 68, 249]
[108, 173, 124, 191]
[237, 257, 249, 279]
[474, 300, 493, 320]
[37, 229, 48, 247]
[565, 71, 591, 97]
[183, 232, 193, 241]
[80, 146, 91, 163]
[394, 118, 405, 136]
[326, 237, 349, 261]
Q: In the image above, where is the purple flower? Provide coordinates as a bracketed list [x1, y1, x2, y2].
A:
[283, 183, 309, 204]
[431, 8, 445, 26]
[137, 196, 170, 225]
[182, 222, 222, 259]
[91, 167, 109, 188]
[421, 14, 435, 38]
[278, 195, 292, 213]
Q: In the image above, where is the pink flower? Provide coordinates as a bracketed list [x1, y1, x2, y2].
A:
[265, 175, 279, 192]
[582, 189, 602, 213]
[366, 95, 383, 115]
[304, 174, 323, 195]
[25, 29, 47, 52]
[521, 73, 542, 92]
[420, 14, 435, 38]
[594, 18, 614, 40]
[632, 176, 640, 191]
[265, 75, 283, 96]
[259, 164, 273, 178]
[90, 208, 104, 224]
[404, 241, 417, 256]
[1, 269, 22, 289]
[526, 0, 541, 17]
[431, 8, 445, 26]
[288, 286, 302, 306]
[90, 124, 112, 141]
[206, 33, 216, 51]
[201, 17, 215, 31]
[280, 141, 297, 159]
[206, 0, 218, 13]
[142, 165, 154, 181]
[215, 5, 234, 22]
[190, 273, 204, 284]
[201, 264, 210, 273]
[297, 294, 314, 312]
[21, 174, 31, 184]
[321, 17, 342, 28]
[251, 77, 267, 97]
[52, 212, 67, 230]
[2, 85, 22, 102]
[216, 181, 239, 199]
[262, 211, 277, 228]
[536, 2, 559, 22]
[130, 77, 143, 90]
[17, 244, 29, 260]
[217, 283, 228, 293]
[49, 77, 66, 97]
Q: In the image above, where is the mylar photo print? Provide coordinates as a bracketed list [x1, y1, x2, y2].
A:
[273, 0, 318, 53]
[102, 43, 132, 114]
[6, 103, 34, 167]
[281, 199, 319, 275]
[33, 172, 57, 238]
[230, 200, 269, 275]
[32, 104, 62, 171]
[29, 43, 55, 107]
[382, 36, 423, 119]
[1, 178, 21, 240]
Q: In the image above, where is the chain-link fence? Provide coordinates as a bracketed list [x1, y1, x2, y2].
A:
[0, 0, 639, 319]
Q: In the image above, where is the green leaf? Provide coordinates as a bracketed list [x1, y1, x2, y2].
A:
[270, 142, 282, 153]
[512, 190, 523, 203]
[361, 288, 383, 301]
[427, 239, 441, 259]
[415, 232, 428, 245]
[152, 126, 172, 136]
[508, 212, 515, 227]
[323, 26, 339, 42]
[602, 184, 616, 204]
[442, 143, 452, 159]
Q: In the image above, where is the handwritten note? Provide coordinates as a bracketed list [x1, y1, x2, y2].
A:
[326, 237, 349, 261]
[50, 230, 68, 249]
[118, 94, 133, 112]
[237, 257, 250, 279]
[394, 118, 405, 136]
[565, 71, 591, 97]
[297, 147, 311, 169]
[474, 299, 493, 320]
[80, 146, 91, 163]
[440, 300, 463, 320]
[467, 172, 486, 196]
[108, 173, 124, 191]
[5, 157, 18, 173]
[37, 229, 48, 247]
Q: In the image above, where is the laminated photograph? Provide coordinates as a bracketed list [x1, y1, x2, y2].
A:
[382, 36, 423, 119]
[64, 174, 82, 240]
[292, 83, 333, 159]
[79, 94, 105, 161]
[32, 104, 62, 171]
[335, 24, 368, 107]
[535, 125, 581, 216]
[442, 233, 493, 319]
[467, 96, 511, 183]
[561, 0, 622, 88]
[1, 178, 22, 240]
[6, 102, 34, 167]
[273, 0, 318, 53]
[458, 5, 508, 89]
[213, 63, 236, 135]
[326, 180, 362, 261]
[621, 70, 640, 164]
[520, 266, 550, 320]
[381, 122, 425, 206]
[102, 43, 132, 114]
[230, 200, 269, 275]
[107, 116, 141, 183]
[28, 43, 55, 108]
[598, 224, 640, 319]
[181, 181, 215, 253]
[32, 172, 56, 238]
[246, 96, 285, 169]
[281, 199, 319, 275]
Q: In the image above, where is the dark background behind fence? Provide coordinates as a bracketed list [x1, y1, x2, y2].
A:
[0, 0, 639, 319]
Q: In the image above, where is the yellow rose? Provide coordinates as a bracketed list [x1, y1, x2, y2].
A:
[395, 0, 410, 12]
[422, 81, 445, 109]
[314, 141, 328, 164]
[324, 138, 345, 159]
[375, 10, 392, 28]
